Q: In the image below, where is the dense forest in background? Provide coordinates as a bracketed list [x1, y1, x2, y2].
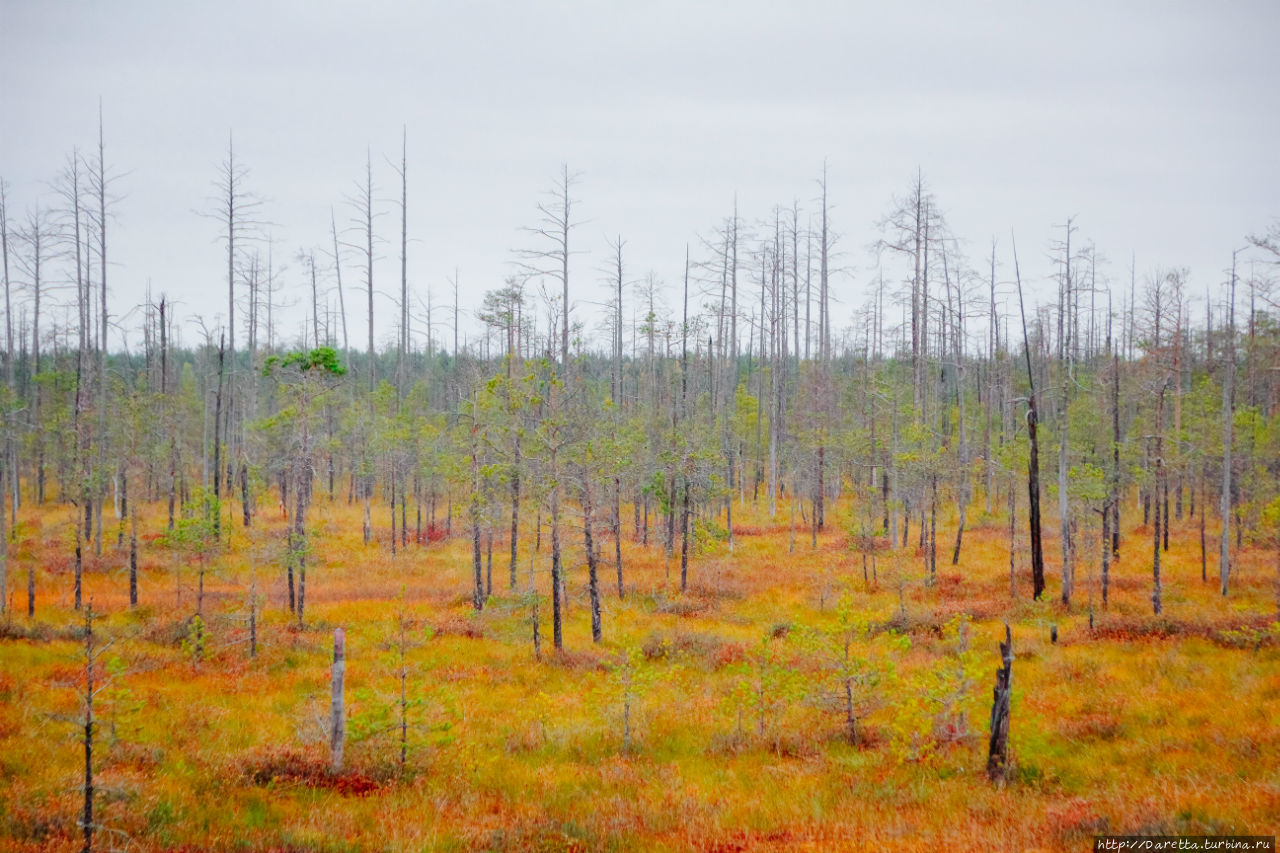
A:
[2, 121, 1278, 630]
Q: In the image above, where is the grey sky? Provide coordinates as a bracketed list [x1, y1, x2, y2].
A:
[2, 0, 1277, 354]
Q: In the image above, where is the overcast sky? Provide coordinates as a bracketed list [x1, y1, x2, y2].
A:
[2, 0, 1278, 354]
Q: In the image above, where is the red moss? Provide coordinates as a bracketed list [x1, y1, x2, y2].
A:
[241, 747, 380, 796]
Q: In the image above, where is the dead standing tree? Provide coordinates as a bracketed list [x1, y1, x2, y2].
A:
[1013, 236, 1046, 599]
[517, 164, 582, 372]
[63, 601, 113, 853]
[331, 627, 346, 772]
[343, 151, 384, 543]
[986, 623, 1013, 782]
[1220, 249, 1241, 596]
[203, 132, 265, 527]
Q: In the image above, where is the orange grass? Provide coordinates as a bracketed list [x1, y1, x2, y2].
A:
[0, 491, 1277, 851]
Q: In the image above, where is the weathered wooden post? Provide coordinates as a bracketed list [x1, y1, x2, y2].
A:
[331, 627, 346, 772]
[986, 623, 1013, 782]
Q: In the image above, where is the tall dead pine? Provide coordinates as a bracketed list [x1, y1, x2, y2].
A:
[986, 623, 1013, 782]
[1013, 237, 1046, 599]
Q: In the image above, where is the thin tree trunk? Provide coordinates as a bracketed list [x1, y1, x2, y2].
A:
[1220, 252, 1238, 596]
[986, 623, 1013, 782]
[129, 493, 138, 607]
[1101, 501, 1111, 608]
[583, 479, 602, 643]
[680, 482, 691, 591]
[330, 628, 346, 772]
[1013, 239, 1046, 599]
[1153, 383, 1166, 615]
[613, 477, 624, 598]
[81, 606, 96, 853]
[551, 474, 563, 650]
[509, 444, 520, 590]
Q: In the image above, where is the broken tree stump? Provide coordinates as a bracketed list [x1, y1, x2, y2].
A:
[987, 623, 1013, 782]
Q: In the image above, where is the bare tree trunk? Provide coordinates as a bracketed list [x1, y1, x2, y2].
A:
[1014, 239, 1046, 599]
[1008, 471, 1016, 598]
[613, 477, 624, 598]
[94, 111, 109, 562]
[583, 478, 602, 643]
[929, 473, 938, 580]
[680, 482, 691, 592]
[1101, 499, 1111, 608]
[485, 527, 493, 597]
[1111, 328, 1121, 558]
[551, 465, 563, 651]
[397, 128, 409, 395]
[129, 493, 138, 607]
[986, 623, 1012, 782]
[952, 329, 971, 564]
[362, 484, 371, 546]
[1057, 220, 1075, 605]
[80, 605, 97, 853]
[1220, 252, 1238, 596]
[74, 515, 83, 611]
[330, 209, 350, 365]
[212, 338, 225, 541]
[249, 574, 258, 659]
[330, 628, 346, 772]
[1153, 382, 1166, 615]
[1200, 466, 1208, 582]
[509, 440, 520, 590]
[471, 435, 484, 612]
[295, 464, 307, 624]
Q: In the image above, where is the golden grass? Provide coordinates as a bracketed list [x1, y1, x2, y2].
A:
[0, 492, 1277, 851]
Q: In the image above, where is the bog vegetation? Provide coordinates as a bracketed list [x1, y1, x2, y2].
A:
[1, 127, 1279, 852]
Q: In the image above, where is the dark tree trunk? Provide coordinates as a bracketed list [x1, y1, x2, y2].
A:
[509, 440, 521, 589]
[1153, 384, 1166, 615]
[74, 524, 83, 611]
[614, 477, 624, 598]
[1101, 502, 1111, 607]
[1015, 242, 1046, 599]
[929, 473, 938, 579]
[1200, 468, 1208, 582]
[472, 513, 484, 612]
[241, 462, 251, 527]
[1163, 477, 1170, 553]
[212, 339, 224, 541]
[81, 607, 96, 853]
[551, 487, 563, 650]
[249, 576, 258, 659]
[286, 531, 296, 615]
[295, 474, 307, 623]
[1027, 402, 1045, 599]
[1111, 347, 1121, 557]
[583, 480, 602, 643]
[986, 623, 1013, 782]
[680, 481, 691, 591]
[816, 444, 825, 531]
[129, 497, 138, 608]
